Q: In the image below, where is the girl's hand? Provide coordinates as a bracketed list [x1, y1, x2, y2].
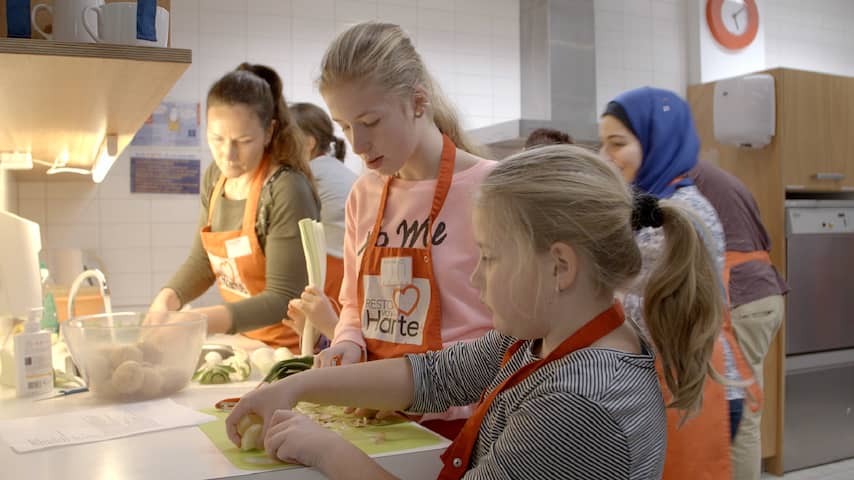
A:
[283, 287, 339, 339]
[314, 341, 362, 368]
[282, 300, 306, 337]
[225, 381, 298, 448]
[263, 409, 345, 468]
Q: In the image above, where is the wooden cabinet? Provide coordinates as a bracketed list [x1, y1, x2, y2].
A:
[690, 67, 854, 475]
[776, 69, 854, 191]
[686, 68, 811, 476]
[0, 38, 191, 182]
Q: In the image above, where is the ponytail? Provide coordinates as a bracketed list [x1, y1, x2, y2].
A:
[643, 202, 724, 417]
[332, 137, 346, 161]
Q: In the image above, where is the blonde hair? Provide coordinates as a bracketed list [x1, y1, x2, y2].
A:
[207, 63, 319, 205]
[317, 22, 486, 157]
[475, 145, 723, 416]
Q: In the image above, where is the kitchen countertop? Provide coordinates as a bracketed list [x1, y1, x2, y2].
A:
[0, 382, 447, 480]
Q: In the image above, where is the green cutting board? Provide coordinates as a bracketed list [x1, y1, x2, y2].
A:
[198, 406, 448, 471]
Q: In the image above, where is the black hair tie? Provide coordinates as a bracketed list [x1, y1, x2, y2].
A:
[632, 193, 664, 230]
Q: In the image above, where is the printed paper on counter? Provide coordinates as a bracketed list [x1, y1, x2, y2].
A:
[0, 398, 216, 453]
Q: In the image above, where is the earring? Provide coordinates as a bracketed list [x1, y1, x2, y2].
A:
[414, 109, 424, 118]
[553, 265, 561, 293]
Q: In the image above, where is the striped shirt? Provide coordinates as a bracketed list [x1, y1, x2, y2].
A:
[407, 330, 666, 479]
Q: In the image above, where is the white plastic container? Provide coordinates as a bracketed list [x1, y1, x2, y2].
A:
[713, 73, 776, 149]
[14, 308, 54, 397]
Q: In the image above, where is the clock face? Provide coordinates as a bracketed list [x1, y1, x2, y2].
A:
[706, 0, 759, 50]
[720, 1, 750, 35]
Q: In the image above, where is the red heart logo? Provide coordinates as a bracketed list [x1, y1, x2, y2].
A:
[392, 284, 421, 316]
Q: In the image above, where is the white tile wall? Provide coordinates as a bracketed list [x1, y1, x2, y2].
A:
[592, 0, 854, 116]
[764, 0, 854, 77]
[15, 0, 521, 309]
[594, 0, 688, 115]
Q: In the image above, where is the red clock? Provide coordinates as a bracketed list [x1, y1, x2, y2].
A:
[706, 0, 759, 50]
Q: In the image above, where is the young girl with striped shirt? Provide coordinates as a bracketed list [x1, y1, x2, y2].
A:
[225, 145, 727, 479]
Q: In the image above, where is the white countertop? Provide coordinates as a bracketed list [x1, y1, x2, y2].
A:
[0, 382, 447, 480]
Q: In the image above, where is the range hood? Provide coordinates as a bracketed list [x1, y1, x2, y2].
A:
[468, 0, 598, 152]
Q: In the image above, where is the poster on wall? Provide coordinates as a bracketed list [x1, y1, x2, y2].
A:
[131, 156, 200, 194]
[131, 102, 200, 147]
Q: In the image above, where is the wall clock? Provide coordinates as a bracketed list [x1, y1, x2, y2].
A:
[706, 0, 759, 50]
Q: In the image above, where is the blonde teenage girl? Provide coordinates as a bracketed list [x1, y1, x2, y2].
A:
[287, 22, 496, 437]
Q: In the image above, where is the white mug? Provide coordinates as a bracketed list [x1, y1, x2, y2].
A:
[31, 0, 102, 42]
[82, 2, 169, 47]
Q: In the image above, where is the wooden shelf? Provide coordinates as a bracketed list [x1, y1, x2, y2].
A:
[0, 38, 191, 182]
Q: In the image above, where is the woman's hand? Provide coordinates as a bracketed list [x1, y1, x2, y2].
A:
[314, 341, 363, 368]
[148, 288, 180, 312]
[283, 286, 339, 339]
[144, 289, 182, 325]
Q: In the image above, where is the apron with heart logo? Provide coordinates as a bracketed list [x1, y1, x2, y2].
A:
[355, 135, 456, 360]
[201, 155, 299, 349]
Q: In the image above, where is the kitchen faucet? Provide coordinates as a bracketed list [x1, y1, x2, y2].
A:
[67, 268, 111, 321]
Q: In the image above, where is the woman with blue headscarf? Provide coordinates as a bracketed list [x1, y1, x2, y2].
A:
[599, 87, 758, 480]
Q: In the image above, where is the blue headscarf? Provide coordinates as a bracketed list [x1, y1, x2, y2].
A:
[610, 87, 700, 199]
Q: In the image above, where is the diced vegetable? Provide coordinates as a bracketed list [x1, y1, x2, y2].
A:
[262, 356, 313, 383]
[240, 423, 263, 451]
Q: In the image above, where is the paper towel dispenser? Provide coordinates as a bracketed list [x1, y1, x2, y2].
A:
[713, 73, 776, 149]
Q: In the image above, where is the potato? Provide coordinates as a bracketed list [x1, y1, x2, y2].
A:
[139, 366, 163, 398]
[109, 345, 143, 368]
[111, 360, 145, 394]
[237, 413, 263, 435]
[85, 352, 112, 384]
[159, 366, 188, 394]
[138, 342, 164, 364]
[240, 424, 263, 452]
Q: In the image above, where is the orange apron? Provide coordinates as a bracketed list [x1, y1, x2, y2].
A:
[437, 303, 626, 479]
[325, 254, 345, 315]
[356, 135, 455, 360]
[201, 156, 299, 350]
[659, 341, 732, 479]
[658, 257, 766, 480]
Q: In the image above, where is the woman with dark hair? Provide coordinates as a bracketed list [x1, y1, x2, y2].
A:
[148, 63, 320, 352]
[285, 103, 357, 336]
[523, 127, 573, 149]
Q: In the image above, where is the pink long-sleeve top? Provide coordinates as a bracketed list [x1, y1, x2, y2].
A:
[333, 159, 495, 355]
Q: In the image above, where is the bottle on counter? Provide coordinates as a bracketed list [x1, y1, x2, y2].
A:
[39, 262, 59, 334]
[14, 308, 54, 397]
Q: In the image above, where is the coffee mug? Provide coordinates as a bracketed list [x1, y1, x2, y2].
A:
[31, 0, 102, 42]
[82, 2, 169, 47]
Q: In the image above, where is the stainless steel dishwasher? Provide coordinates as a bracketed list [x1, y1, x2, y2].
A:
[783, 200, 854, 472]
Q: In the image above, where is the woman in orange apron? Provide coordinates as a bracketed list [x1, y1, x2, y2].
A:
[222, 145, 725, 479]
[600, 87, 762, 479]
[148, 64, 320, 351]
[689, 159, 789, 479]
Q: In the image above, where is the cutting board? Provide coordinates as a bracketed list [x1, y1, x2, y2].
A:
[198, 406, 449, 472]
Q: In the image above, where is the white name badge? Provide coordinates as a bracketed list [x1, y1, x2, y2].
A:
[225, 236, 252, 259]
[381, 257, 412, 286]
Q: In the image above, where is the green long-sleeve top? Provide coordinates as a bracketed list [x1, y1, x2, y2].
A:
[164, 162, 320, 333]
